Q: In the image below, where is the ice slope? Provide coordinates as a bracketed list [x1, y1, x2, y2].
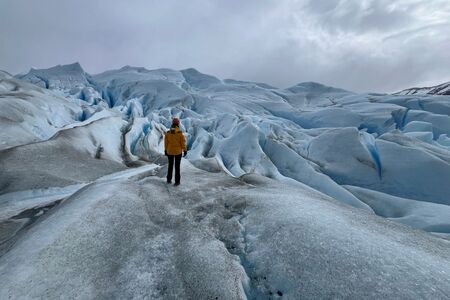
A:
[14, 63, 450, 233]
[306, 128, 450, 205]
[0, 115, 128, 194]
[0, 75, 83, 150]
[0, 165, 159, 256]
[344, 185, 450, 239]
[0, 162, 449, 299]
[285, 81, 353, 107]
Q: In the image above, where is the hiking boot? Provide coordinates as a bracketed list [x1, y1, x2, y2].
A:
[174, 182, 180, 186]
[167, 180, 172, 184]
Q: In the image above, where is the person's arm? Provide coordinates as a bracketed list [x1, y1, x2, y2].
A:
[181, 134, 187, 156]
[164, 133, 168, 156]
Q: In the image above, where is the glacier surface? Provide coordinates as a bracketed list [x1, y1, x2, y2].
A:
[1, 163, 449, 299]
[1, 63, 450, 298]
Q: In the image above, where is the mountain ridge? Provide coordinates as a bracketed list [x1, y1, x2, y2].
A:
[395, 81, 450, 96]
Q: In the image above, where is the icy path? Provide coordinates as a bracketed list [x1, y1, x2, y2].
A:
[0, 162, 449, 299]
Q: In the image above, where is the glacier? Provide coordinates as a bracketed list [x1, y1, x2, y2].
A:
[1, 63, 450, 298]
[12, 63, 448, 214]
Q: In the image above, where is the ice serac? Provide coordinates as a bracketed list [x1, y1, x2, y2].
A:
[286, 81, 353, 108]
[16, 63, 103, 103]
[375, 132, 450, 205]
[262, 135, 372, 211]
[181, 68, 221, 90]
[307, 127, 380, 185]
[16, 62, 90, 89]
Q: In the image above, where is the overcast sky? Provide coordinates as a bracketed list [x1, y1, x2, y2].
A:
[1, 0, 449, 92]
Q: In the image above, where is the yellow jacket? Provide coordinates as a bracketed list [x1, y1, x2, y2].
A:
[164, 127, 187, 155]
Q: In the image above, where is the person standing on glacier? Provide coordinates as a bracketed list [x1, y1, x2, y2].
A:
[164, 117, 187, 186]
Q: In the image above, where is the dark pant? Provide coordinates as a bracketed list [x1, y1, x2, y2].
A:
[167, 154, 182, 183]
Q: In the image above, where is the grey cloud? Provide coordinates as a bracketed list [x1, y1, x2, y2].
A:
[302, 0, 417, 34]
[0, 0, 449, 93]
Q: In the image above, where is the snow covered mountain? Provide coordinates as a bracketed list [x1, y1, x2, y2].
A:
[395, 81, 450, 96]
[1, 63, 450, 298]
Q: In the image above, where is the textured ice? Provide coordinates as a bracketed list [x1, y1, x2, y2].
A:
[1, 163, 449, 299]
[0, 184, 86, 221]
[17, 62, 91, 90]
[0, 76, 82, 149]
[0, 116, 127, 194]
[403, 120, 434, 133]
[403, 109, 450, 138]
[239, 174, 450, 299]
[437, 134, 450, 148]
[345, 185, 450, 237]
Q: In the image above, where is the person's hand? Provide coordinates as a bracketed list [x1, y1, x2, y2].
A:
[164, 150, 168, 156]
[183, 151, 187, 157]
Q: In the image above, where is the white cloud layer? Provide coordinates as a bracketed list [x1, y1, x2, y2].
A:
[1, 0, 449, 92]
